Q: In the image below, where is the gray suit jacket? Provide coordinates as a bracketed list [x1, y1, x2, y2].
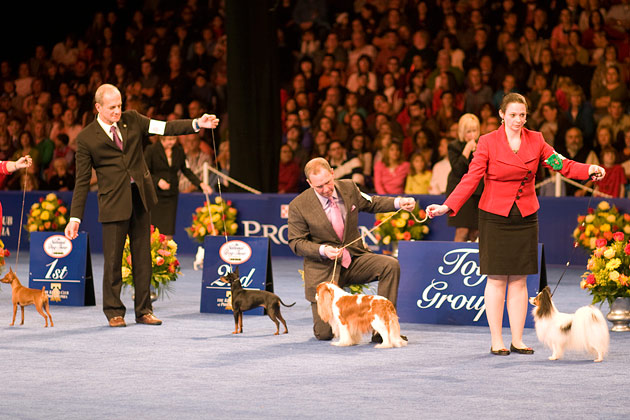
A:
[288, 179, 397, 301]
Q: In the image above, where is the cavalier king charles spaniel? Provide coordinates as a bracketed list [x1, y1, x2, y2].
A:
[316, 282, 407, 348]
[530, 286, 609, 362]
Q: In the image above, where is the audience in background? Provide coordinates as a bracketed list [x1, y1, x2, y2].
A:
[0, 1, 628, 201]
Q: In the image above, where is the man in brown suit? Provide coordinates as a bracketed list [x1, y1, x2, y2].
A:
[288, 158, 415, 340]
[64, 84, 219, 327]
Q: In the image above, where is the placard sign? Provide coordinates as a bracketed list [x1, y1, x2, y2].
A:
[397, 241, 547, 327]
[200, 236, 273, 314]
[29, 232, 95, 306]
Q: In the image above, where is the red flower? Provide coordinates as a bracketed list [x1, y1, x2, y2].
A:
[159, 234, 166, 242]
[374, 220, 382, 226]
[156, 256, 165, 266]
[402, 232, 411, 241]
[4, 250, 9, 257]
[586, 274, 596, 285]
[587, 208, 594, 214]
[579, 225, 585, 232]
[613, 232, 624, 242]
[227, 200, 232, 206]
[39, 197, 44, 203]
[595, 238, 607, 248]
[150, 225, 155, 234]
[174, 259, 180, 267]
[408, 220, 415, 226]
[390, 220, 397, 226]
[624, 243, 630, 255]
[57, 199, 62, 204]
[625, 214, 630, 222]
[418, 209, 426, 219]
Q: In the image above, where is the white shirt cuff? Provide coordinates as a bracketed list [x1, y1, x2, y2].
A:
[192, 119, 200, 132]
[69, 217, 81, 224]
[394, 197, 401, 209]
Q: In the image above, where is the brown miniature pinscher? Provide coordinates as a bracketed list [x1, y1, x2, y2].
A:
[1, 268, 54, 327]
[222, 268, 295, 335]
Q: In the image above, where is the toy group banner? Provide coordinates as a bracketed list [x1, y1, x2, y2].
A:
[200, 235, 273, 314]
[396, 241, 546, 328]
[28, 232, 95, 306]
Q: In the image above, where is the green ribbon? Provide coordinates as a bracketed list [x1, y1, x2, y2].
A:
[545, 152, 563, 170]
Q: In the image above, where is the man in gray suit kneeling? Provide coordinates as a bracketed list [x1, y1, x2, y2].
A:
[288, 158, 415, 340]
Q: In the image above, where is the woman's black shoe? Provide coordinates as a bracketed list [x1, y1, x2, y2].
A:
[490, 347, 510, 356]
[510, 343, 534, 354]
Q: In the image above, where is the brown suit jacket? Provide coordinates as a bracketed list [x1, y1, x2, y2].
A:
[70, 110, 197, 223]
[288, 179, 397, 301]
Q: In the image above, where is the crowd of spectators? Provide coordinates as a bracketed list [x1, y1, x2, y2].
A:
[0, 0, 629, 198]
[277, 0, 630, 198]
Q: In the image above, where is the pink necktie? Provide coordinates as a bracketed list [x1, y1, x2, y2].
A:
[110, 126, 123, 150]
[328, 198, 351, 268]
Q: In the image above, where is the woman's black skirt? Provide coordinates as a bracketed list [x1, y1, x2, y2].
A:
[478, 203, 538, 275]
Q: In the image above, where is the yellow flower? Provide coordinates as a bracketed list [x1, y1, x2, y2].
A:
[589, 237, 597, 249]
[383, 235, 391, 245]
[422, 225, 429, 234]
[607, 214, 617, 223]
[598, 201, 610, 211]
[121, 267, 131, 278]
[600, 223, 611, 232]
[32, 209, 41, 217]
[198, 226, 206, 236]
[606, 258, 621, 271]
[624, 225, 630, 234]
[28, 225, 38, 232]
[396, 218, 406, 228]
[211, 213, 221, 223]
[230, 223, 238, 232]
[41, 211, 50, 221]
[46, 193, 57, 201]
[167, 240, 177, 251]
[585, 215, 595, 223]
[58, 216, 66, 226]
[603, 248, 616, 259]
[31, 203, 39, 210]
[609, 270, 620, 282]
[215, 196, 223, 204]
[400, 212, 409, 220]
[573, 228, 580, 237]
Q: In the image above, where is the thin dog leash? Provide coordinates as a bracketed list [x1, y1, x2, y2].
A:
[207, 126, 232, 271]
[328, 207, 428, 283]
[548, 182, 598, 297]
[14, 171, 27, 266]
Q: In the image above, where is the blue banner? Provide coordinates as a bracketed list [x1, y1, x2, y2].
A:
[396, 241, 546, 327]
[1, 190, 621, 265]
[200, 236, 273, 314]
[28, 232, 95, 306]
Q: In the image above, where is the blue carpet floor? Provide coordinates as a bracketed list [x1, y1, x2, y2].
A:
[1, 255, 628, 420]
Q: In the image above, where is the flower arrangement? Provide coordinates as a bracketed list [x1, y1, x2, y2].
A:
[121, 225, 181, 298]
[374, 205, 429, 246]
[581, 233, 630, 306]
[186, 196, 238, 244]
[26, 193, 68, 232]
[0, 239, 9, 275]
[573, 201, 630, 251]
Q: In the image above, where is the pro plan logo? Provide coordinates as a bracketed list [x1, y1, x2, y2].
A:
[43, 235, 73, 258]
[219, 240, 252, 264]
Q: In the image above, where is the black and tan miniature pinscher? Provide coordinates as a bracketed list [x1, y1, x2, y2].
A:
[1, 268, 53, 327]
[222, 268, 295, 335]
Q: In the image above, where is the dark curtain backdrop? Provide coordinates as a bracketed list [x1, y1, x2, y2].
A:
[226, 0, 281, 193]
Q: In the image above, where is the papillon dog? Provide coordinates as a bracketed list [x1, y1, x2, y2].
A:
[530, 286, 609, 362]
[316, 282, 407, 349]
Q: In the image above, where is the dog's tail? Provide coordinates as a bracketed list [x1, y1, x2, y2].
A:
[279, 299, 296, 307]
[573, 305, 609, 357]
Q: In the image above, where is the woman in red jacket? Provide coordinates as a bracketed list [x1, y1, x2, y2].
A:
[0, 156, 33, 232]
[427, 93, 605, 356]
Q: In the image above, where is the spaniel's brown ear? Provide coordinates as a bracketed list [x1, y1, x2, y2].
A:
[316, 283, 334, 323]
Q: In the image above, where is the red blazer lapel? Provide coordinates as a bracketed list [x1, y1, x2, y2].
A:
[494, 125, 529, 170]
